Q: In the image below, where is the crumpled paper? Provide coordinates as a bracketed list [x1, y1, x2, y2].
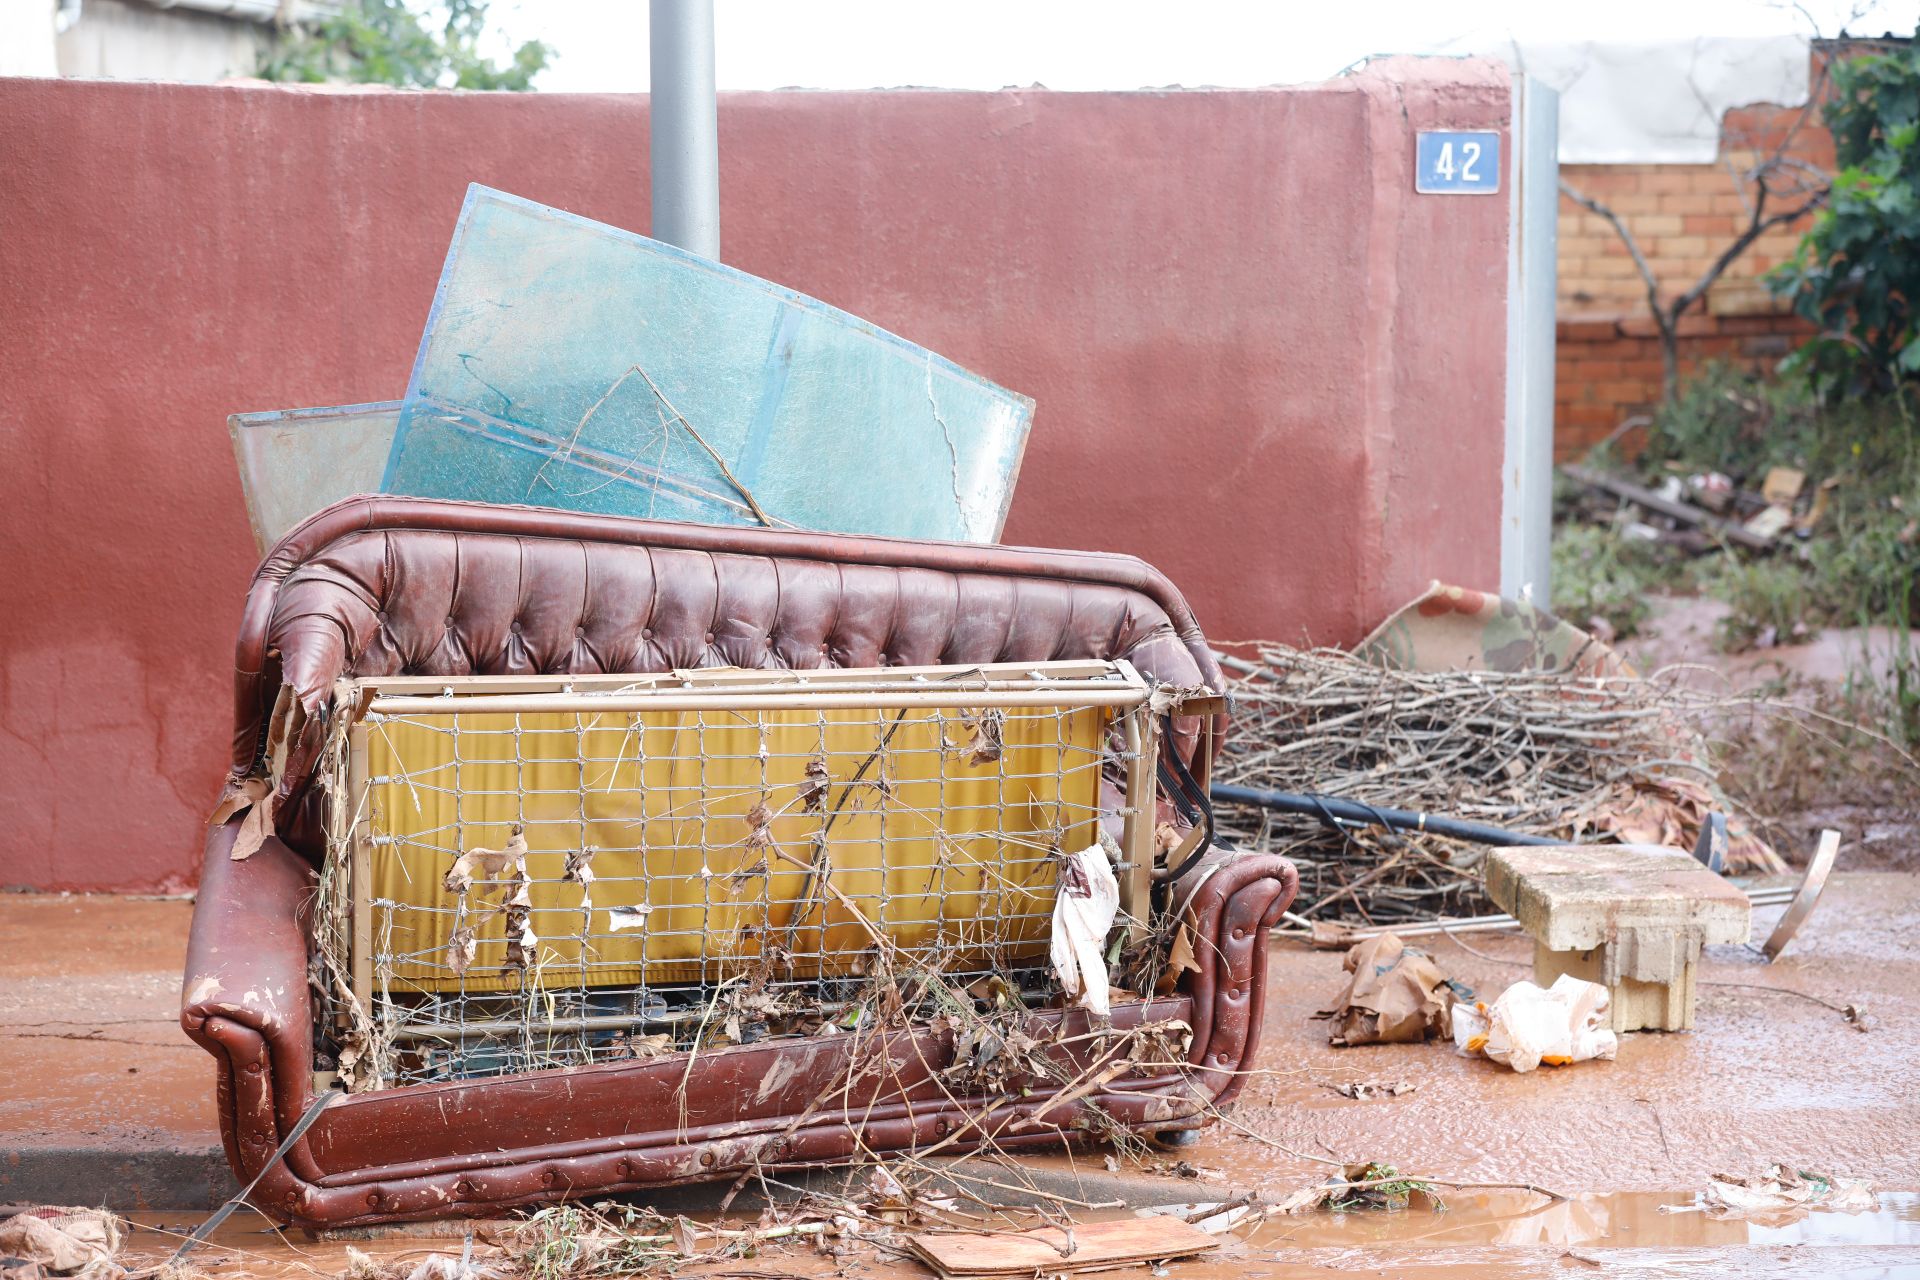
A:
[1452, 973, 1617, 1073]
[1051, 839, 1120, 1016]
[1316, 933, 1462, 1046]
[0, 1207, 124, 1280]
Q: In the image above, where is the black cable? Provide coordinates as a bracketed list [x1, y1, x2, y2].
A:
[1155, 715, 1215, 882]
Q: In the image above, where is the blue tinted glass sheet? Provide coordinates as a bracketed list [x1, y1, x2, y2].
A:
[382, 186, 1033, 541]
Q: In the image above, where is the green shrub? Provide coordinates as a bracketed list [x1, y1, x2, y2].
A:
[1772, 32, 1920, 395]
[1551, 524, 1667, 639]
[1709, 556, 1821, 651]
[1640, 365, 1820, 480]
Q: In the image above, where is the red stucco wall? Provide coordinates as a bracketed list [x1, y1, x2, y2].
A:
[0, 62, 1510, 890]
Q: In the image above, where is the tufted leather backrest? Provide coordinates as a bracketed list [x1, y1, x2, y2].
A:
[233, 497, 1224, 851]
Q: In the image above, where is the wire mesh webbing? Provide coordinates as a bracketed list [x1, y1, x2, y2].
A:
[327, 677, 1144, 1089]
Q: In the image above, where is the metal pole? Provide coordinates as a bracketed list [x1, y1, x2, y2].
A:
[649, 0, 720, 259]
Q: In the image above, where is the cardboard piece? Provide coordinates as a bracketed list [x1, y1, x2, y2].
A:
[1315, 933, 1460, 1046]
[906, 1218, 1218, 1278]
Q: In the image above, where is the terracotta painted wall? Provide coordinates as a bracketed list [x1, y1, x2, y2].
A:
[0, 62, 1511, 890]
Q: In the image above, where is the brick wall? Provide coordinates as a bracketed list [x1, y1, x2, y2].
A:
[1553, 68, 1840, 459]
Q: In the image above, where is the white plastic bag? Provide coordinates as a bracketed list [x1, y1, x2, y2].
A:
[1452, 973, 1617, 1073]
[1050, 840, 1120, 1016]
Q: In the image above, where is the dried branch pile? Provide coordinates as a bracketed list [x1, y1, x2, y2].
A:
[1213, 644, 1783, 925]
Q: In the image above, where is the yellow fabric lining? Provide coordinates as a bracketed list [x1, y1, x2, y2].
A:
[364, 704, 1106, 993]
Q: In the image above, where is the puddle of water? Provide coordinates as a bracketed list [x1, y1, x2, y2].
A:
[1244, 1189, 1920, 1250]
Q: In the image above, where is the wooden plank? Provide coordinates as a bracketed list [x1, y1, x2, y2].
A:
[348, 720, 374, 1015]
[1561, 464, 1774, 551]
[907, 1218, 1217, 1278]
[1119, 708, 1156, 948]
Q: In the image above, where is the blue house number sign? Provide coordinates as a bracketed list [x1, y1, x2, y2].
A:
[1416, 131, 1501, 195]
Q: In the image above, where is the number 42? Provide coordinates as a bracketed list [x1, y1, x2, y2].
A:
[1432, 140, 1483, 183]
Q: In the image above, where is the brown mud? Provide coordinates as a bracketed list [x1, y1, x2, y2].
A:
[9, 870, 1920, 1277]
[114, 1191, 1920, 1280]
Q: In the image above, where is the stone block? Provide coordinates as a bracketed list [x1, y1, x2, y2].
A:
[1485, 844, 1750, 1033]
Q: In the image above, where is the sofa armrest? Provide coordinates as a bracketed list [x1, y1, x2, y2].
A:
[182, 821, 320, 1185]
[1170, 848, 1298, 1108]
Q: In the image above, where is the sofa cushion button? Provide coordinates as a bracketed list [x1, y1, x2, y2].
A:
[642, 627, 653, 639]
[704, 632, 715, 644]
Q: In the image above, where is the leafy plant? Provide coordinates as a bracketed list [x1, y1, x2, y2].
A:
[1331, 1163, 1441, 1211]
[1550, 523, 1673, 639]
[1709, 555, 1820, 652]
[1772, 34, 1920, 394]
[257, 0, 551, 90]
[1640, 364, 1821, 480]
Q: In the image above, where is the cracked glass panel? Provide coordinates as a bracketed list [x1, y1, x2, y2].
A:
[381, 186, 1033, 541]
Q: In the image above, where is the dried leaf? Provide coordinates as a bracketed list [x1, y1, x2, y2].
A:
[1156, 922, 1200, 995]
[446, 825, 529, 896]
[956, 708, 1005, 765]
[446, 927, 478, 977]
[801, 756, 830, 811]
[503, 904, 537, 970]
[230, 785, 278, 861]
[1329, 1079, 1418, 1099]
[628, 1032, 673, 1058]
[564, 846, 597, 886]
[209, 775, 270, 826]
[744, 801, 776, 852]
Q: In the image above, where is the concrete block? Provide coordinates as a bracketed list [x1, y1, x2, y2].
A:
[1485, 844, 1750, 1033]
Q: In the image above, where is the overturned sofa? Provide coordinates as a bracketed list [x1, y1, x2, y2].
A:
[182, 497, 1297, 1227]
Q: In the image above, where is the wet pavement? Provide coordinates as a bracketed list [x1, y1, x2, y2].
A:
[5, 876, 1919, 1275]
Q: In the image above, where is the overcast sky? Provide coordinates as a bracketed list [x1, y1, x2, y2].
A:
[493, 0, 1919, 94]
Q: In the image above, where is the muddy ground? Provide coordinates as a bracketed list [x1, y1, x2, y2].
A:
[6, 867, 1917, 1277]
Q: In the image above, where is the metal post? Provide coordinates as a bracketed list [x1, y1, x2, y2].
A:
[650, 0, 720, 259]
[1499, 74, 1559, 602]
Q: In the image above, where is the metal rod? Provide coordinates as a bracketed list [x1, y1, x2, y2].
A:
[371, 688, 1148, 716]
[1210, 783, 1561, 847]
[390, 983, 1060, 1044]
[650, 0, 720, 258]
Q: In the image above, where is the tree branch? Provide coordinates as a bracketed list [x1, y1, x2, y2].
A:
[1561, 180, 1672, 343]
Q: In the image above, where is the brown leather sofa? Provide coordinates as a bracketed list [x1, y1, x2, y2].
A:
[182, 496, 1297, 1227]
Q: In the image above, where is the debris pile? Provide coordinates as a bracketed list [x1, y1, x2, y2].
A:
[1212, 636, 1783, 925]
[1662, 1164, 1879, 1222]
[1560, 462, 1821, 558]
